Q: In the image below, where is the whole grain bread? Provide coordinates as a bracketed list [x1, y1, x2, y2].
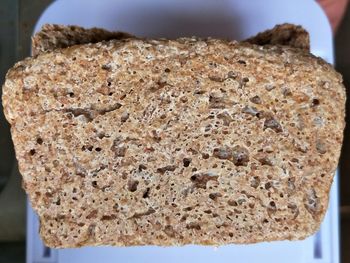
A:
[3, 26, 345, 248]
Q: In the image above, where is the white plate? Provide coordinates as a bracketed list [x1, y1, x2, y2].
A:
[28, 1, 339, 263]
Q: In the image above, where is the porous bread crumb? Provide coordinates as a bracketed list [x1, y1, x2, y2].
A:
[2, 35, 345, 248]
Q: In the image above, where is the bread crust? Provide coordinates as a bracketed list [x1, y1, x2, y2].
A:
[32, 23, 309, 56]
[32, 24, 133, 56]
[244, 23, 310, 51]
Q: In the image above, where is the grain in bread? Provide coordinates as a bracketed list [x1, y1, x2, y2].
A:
[3, 27, 345, 248]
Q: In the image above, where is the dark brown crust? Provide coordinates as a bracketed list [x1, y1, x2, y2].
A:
[244, 23, 310, 51]
[32, 23, 309, 57]
[32, 24, 133, 56]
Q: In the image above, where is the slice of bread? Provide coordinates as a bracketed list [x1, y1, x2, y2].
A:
[3, 25, 345, 248]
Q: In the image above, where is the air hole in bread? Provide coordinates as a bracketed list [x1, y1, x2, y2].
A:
[183, 158, 191, 167]
[228, 200, 238, 206]
[127, 180, 139, 192]
[312, 98, 320, 106]
[186, 222, 201, 230]
[209, 193, 222, 200]
[143, 188, 150, 198]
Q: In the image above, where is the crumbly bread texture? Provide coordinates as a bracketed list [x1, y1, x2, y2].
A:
[32, 24, 133, 56]
[3, 26, 345, 248]
[244, 24, 310, 51]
